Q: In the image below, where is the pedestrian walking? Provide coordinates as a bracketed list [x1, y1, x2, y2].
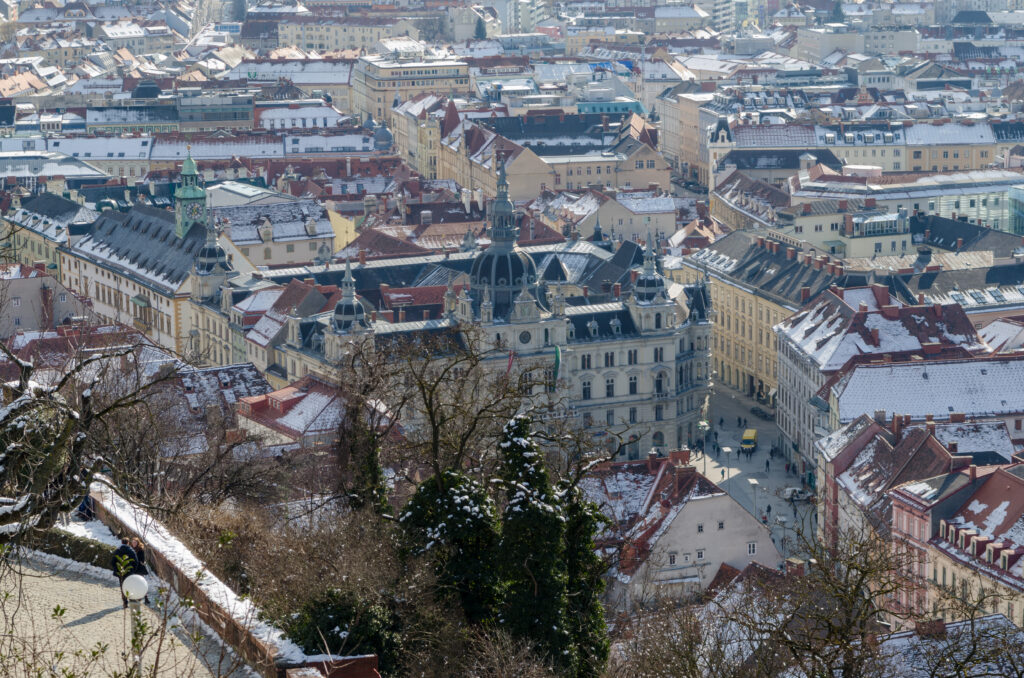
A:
[793, 504, 798, 518]
[737, 416, 742, 427]
[714, 431, 718, 441]
[719, 417, 724, 427]
[721, 469, 725, 479]
[766, 504, 772, 515]
[765, 459, 770, 473]
[130, 537, 151, 604]
[111, 538, 138, 608]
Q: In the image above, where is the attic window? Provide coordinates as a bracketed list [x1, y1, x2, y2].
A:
[567, 320, 575, 340]
[587, 320, 599, 337]
[825, 133, 835, 144]
[610, 318, 622, 335]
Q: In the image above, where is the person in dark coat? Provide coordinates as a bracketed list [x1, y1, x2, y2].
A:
[130, 537, 151, 604]
[111, 538, 138, 608]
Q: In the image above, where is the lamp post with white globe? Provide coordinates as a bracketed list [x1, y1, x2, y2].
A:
[121, 574, 149, 677]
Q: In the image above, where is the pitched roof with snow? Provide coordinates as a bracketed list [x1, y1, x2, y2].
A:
[776, 288, 984, 373]
[833, 356, 1024, 423]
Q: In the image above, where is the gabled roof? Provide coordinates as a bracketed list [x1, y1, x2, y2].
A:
[72, 205, 203, 294]
[581, 455, 723, 577]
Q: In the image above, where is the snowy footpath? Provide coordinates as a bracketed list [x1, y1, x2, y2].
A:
[4, 519, 254, 678]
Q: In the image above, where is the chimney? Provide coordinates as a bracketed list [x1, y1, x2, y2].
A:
[787, 247, 797, 260]
[916, 620, 947, 640]
[844, 213, 854, 235]
[881, 304, 899, 320]
[874, 410, 887, 425]
[969, 464, 977, 481]
[398, 308, 406, 322]
[949, 412, 965, 423]
[785, 558, 806, 577]
[380, 283, 390, 296]
[800, 286, 810, 302]
[870, 327, 880, 346]
[802, 203, 812, 214]
[838, 199, 848, 211]
[917, 293, 924, 304]
[803, 253, 812, 266]
[948, 441, 958, 454]
[582, 285, 589, 298]
[956, 237, 964, 249]
[813, 256, 824, 271]
[674, 463, 696, 493]
[647, 450, 660, 472]
[859, 301, 868, 312]
[891, 413, 904, 442]
[757, 236, 766, 248]
[613, 282, 621, 299]
[358, 248, 367, 265]
[933, 303, 942, 317]
[925, 228, 931, 240]
[631, 270, 639, 283]
[865, 197, 876, 208]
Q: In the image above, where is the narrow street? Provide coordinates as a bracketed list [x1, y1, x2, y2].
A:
[699, 385, 816, 560]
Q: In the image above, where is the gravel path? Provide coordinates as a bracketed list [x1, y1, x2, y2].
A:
[0, 553, 254, 678]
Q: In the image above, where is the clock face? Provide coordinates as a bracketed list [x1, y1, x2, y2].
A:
[519, 331, 531, 345]
[184, 202, 204, 221]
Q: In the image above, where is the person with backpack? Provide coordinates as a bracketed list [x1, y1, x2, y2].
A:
[111, 538, 138, 608]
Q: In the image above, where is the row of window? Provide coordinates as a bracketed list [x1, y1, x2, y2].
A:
[581, 373, 668, 400]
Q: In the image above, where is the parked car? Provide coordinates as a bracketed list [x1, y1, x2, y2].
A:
[782, 487, 814, 502]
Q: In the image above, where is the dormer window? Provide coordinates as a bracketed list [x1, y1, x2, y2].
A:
[587, 320, 599, 337]
[610, 318, 621, 335]
[567, 319, 575, 340]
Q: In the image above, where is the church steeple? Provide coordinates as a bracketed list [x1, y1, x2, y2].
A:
[332, 258, 367, 333]
[175, 145, 207, 239]
[489, 157, 518, 247]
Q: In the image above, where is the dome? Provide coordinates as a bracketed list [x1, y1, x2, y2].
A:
[470, 247, 537, 290]
[634, 270, 666, 302]
[373, 124, 393, 150]
[333, 258, 368, 332]
[195, 243, 227, 273]
[333, 297, 367, 331]
[634, 235, 666, 303]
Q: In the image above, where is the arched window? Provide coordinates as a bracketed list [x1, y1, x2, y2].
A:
[652, 431, 665, 447]
[655, 372, 666, 394]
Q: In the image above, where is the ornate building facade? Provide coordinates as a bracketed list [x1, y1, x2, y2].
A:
[190, 163, 715, 455]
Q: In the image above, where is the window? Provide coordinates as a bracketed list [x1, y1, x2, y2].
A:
[59, 293, 67, 303]
[654, 347, 664, 362]
[581, 354, 592, 370]
[696, 549, 704, 560]
[646, 159, 655, 168]
[263, 248, 271, 260]
[604, 351, 615, 367]
[668, 553, 676, 565]
[286, 244, 295, 253]
[629, 407, 637, 423]
[11, 297, 20, 307]
[697, 523, 704, 533]
[629, 375, 637, 394]
[655, 404, 663, 421]
[627, 349, 637, 365]
[718, 521, 724, 530]
[606, 409, 615, 426]
[747, 542, 757, 555]
[605, 378, 615, 398]
[582, 381, 591, 400]
[635, 160, 643, 169]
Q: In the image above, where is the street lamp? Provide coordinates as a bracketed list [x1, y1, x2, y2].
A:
[748, 478, 759, 520]
[722, 446, 733, 494]
[697, 418, 710, 475]
[122, 574, 149, 677]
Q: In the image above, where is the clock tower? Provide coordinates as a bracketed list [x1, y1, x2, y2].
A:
[175, 146, 207, 239]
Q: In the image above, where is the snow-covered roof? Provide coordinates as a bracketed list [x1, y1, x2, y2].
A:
[835, 358, 1024, 423]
